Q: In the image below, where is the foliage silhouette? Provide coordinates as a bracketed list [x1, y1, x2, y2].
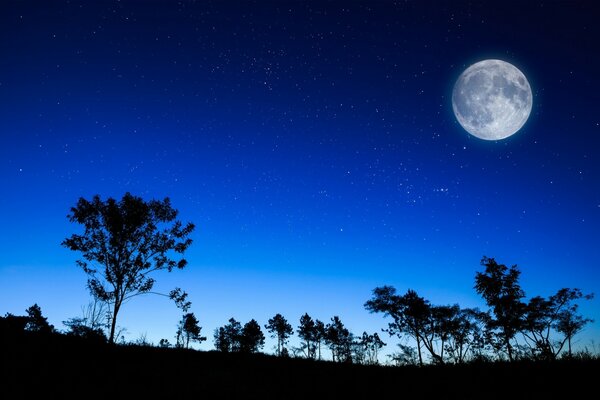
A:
[325, 316, 353, 363]
[176, 312, 206, 349]
[313, 319, 326, 360]
[214, 318, 243, 353]
[297, 313, 317, 359]
[63, 317, 107, 342]
[25, 304, 54, 334]
[474, 256, 526, 361]
[356, 332, 386, 365]
[62, 193, 195, 343]
[522, 288, 594, 360]
[265, 313, 293, 357]
[241, 319, 265, 353]
[365, 287, 438, 365]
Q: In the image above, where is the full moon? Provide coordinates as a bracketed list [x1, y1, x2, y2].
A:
[452, 59, 532, 140]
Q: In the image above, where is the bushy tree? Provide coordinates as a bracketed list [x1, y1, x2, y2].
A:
[365, 287, 436, 365]
[63, 317, 107, 342]
[474, 256, 525, 361]
[62, 193, 195, 343]
[443, 307, 488, 364]
[241, 319, 265, 353]
[25, 304, 54, 334]
[325, 316, 353, 363]
[265, 313, 293, 356]
[176, 312, 206, 349]
[214, 318, 243, 352]
[522, 288, 593, 360]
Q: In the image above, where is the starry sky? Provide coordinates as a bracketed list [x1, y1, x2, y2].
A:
[1, 1, 599, 353]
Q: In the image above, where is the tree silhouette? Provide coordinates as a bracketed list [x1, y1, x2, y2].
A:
[265, 313, 293, 357]
[62, 193, 195, 344]
[25, 304, 54, 334]
[474, 256, 525, 361]
[522, 288, 594, 359]
[365, 287, 436, 365]
[325, 316, 353, 363]
[214, 318, 243, 352]
[443, 307, 487, 364]
[357, 332, 386, 365]
[314, 319, 326, 360]
[556, 298, 594, 358]
[241, 319, 265, 353]
[176, 312, 206, 349]
[297, 313, 317, 359]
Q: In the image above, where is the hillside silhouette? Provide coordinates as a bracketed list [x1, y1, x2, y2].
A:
[1, 328, 598, 399]
[1, 193, 598, 398]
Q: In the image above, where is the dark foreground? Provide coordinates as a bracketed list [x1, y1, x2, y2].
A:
[1, 333, 597, 399]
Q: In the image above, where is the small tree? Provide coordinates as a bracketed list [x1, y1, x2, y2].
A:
[325, 316, 353, 363]
[365, 287, 436, 365]
[521, 288, 593, 359]
[214, 318, 243, 352]
[265, 313, 293, 356]
[474, 256, 525, 361]
[297, 313, 317, 359]
[357, 332, 386, 365]
[314, 319, 326, 360]
[62, 193, 195, 344]
[176, 312, 206, 349]
[241, 319, 265, 353]
[25, 304, 54, 334]
[443, 307, 487, 364]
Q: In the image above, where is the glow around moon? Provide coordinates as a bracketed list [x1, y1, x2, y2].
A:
[452, 59, 532, 140]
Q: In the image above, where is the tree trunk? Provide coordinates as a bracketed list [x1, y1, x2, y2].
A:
[506, 335, 513, 362]
[318, 341, 321, 360]
[416, 336, 423, 366]
[108, 301, 121, 344]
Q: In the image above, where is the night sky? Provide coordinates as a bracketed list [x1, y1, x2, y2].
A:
[1, 1, 598, 353]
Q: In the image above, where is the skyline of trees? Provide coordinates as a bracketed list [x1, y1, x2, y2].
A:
[3, 194, 594, 366]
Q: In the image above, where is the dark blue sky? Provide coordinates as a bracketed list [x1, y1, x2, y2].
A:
[1, 1, 598, 351]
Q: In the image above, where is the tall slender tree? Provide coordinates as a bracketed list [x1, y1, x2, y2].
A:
[62, 193, 195, 344]
[297, 313, 317, 359]
[265, 313, 293, 356]
[314, 319, 326, 360]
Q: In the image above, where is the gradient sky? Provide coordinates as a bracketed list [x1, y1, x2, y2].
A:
[1, 1, 599, 356]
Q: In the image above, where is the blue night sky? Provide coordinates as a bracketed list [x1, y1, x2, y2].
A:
[1, 1, 599, 354]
